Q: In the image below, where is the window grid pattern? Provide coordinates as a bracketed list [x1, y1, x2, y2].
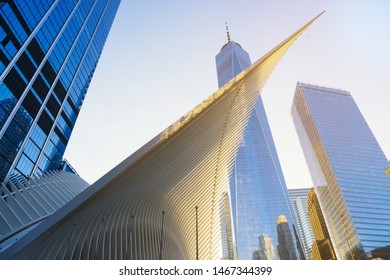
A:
[0, 0, 121, 182]
[292, 83, 390, 259]
[216, 42, 300, 260]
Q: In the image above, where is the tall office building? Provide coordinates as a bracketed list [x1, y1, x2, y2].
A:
[0, 14, 322, 259]
[307, 188, 336, 260]
[0, 0, 121, 183]
[292, 82, 390, 259]
[0, 0, 121, 251]
[215, 28, 300, 260]
[288, 187, 315, 259]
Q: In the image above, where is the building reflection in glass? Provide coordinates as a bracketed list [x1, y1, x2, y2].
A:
[0, 0, 121, 184]
[252, 234, 275, 260]
[276, 215, 297, 260]
[0, 98, 31, 184]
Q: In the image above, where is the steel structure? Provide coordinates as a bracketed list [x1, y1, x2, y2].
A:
[0, 171, 88, 252]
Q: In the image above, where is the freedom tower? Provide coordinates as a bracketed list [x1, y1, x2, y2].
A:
[215, 26, 301, 259]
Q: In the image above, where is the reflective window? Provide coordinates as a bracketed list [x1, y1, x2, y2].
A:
[0, 0, 121, 182]
[292, 83, 390, 259]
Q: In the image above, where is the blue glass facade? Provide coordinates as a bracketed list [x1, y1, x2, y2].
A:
[292, 83, 390, 259]
[0, 0, 121, 183]
[216, 40, 301, 259]
[288, 188, 315, 259]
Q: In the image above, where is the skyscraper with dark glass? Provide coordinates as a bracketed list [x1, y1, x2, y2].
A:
[0, 0, 121, 252]
[0, 0, 121, 183]
[215, 30, 300, 260]
[292, 82, 390, 259]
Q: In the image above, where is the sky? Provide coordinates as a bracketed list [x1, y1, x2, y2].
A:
[64, 0, 390, 188]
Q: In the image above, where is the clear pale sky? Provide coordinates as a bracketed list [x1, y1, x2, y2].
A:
[63, 0, 390, 189]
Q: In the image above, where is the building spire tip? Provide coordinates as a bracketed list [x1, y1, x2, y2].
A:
[225, 21, 231, 42]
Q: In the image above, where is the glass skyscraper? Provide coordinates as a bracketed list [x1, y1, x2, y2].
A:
[215, 33, 301, 260]
[288, 187, 315, 259]
[292, 82, 390, 259]
[0, 0, 121, 183]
